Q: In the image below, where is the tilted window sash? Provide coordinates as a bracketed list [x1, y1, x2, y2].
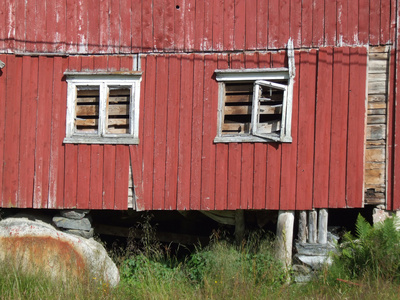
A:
[251, 80, 290, 142]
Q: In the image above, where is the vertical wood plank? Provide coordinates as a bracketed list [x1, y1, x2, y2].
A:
[25, 0, 37, 52]
[347, 0, 358, 45]
[164, 0, 175, 50]
[324, 0, 336, 46]
[87, 0, 100, 53]
[103, 145, 116, 209]
[142, 55, 156, 209]
[54, 0, 67, 52]
[14, 0, 26, 51]
[48, 56, 67, 209]
[90, 145, 104, 209]
[114, 145, 129, 210]
[336, 0, 348, 45]
[358, 0, 369, 44]
[346, 47, 367, 208]
[66, 0, 77, 53]
[174, 0, 185, 50]
[99, 0, 109, 53]
[369, 0, 380, 45]
[131, 0, 142, 52]
[328, 48, 349, 208]
[164, 55, 180, 210]
[109, 0, 120, 53]
[0, 0, 6, 50]
[64, 56, 81, 208]
[268, 0, 279, 49]
[5, 0, 15, 51]
[253, 143, 267, 209]
[0, 54, 6, 206]
[256, 0, 268, 49]
[76, 0, 88, 53]
[184, 0, 196, 51]
[33, 57, 54, 208]
[120, 0, 132, 53]
[290, 0, 302, 48]
[213, 0, 224, 51]
[203, 0, 213, 51]
[312, 0, 324, 46]
[234, 0, 245, 49]
[280, 52, 300, 210]
[214, 56, 229, 210]
[387, 48, 396, 210]
[223, 0, 235, 51]
[194, 0, 205, 51]
[277, 0, 290, 48]
[2, 56, 22, 207]
[190, 54, 205, 210]
[380, 0, 390, 44]
[177, 54, 194, 210]
[296, 51, 317, 210]
[18, 57, 38, 208]
[313, 48, 333, 208]
[228, 143, 241, 209]
[201, 54, 218, 209]
[153, 55, 168, 209]
[154, 0, 165, 51]
[246, 0, 257, 49]
[301, 0, 313, 47]
[76, 145, 91, 209]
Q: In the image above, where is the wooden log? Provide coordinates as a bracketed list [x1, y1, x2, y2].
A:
[318, 209, 328, 244]
[276, 211, 294, 268]
[298, 211, 307, 243]
[308, 210, 317, 243]
[235, 210, 245, 245]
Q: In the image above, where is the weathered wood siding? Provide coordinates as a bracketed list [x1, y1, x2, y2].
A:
[0, 48, 367, 210]
[131, 48, 367, 211]
[0, 54, 131, 209]
[0, 0, 395, 54]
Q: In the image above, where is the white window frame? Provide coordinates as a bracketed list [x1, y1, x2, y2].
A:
[214, 40, 295, 143]
[63, 72, 142, 145]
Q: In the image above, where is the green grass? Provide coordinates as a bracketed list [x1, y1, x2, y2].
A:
[2, 220, 400, 299]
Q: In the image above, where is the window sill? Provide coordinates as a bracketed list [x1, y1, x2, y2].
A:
[63, 136, 139, 145]
[213, 135, 292, 143]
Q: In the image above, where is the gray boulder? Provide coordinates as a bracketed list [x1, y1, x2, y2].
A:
[0, 217, 119, 286]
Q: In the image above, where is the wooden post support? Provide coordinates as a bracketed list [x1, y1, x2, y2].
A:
[298, 211, 307, 243]
[276, 210, 294, 268]
[235, 209, 245, 245]
[318, 209, 328, 244]
[308, 210, 317, 243]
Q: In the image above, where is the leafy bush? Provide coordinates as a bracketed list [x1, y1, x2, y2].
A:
[327, 214, 400, 283]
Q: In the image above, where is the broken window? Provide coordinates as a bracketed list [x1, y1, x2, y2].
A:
[214, 41, 295, 143]
[64, 73, 142, 144]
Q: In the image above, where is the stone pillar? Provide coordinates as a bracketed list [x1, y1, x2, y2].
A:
[234, 209, 245, 245]
[308, 210, 317, 243]
[276, 210, 295, 268]
[317, 209, 328, 244]
[298, 211, 307, 243]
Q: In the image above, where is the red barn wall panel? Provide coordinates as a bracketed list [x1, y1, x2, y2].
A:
[0, 0, 397, 54]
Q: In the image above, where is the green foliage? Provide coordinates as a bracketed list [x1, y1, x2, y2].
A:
[326, 214, 400, 283]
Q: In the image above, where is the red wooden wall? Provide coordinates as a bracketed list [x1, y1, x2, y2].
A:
[0, 0, 395, 54]
[0, 48, 367, 210]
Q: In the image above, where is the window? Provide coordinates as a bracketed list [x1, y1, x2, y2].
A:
[214, 42, 295, 143]
[63, 72, 142, 144]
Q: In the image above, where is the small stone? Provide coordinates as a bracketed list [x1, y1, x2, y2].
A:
[53, 216, 92, 231]
[293, 254, 332, 270]
[60, 210, 90, 220]
[64, 228, 94, 239]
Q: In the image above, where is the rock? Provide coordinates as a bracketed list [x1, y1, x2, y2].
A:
[296, 242, 336, 256]
[0, 217, 119, 287]
[53, 215, 92, 231]
[292, 264, 313, 283]
[60, 210, 90, 220]
[293, 253, 332, 270]
[64, 228, 94, 239]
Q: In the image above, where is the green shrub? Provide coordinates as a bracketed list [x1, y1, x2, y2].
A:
[327, 214, 400, 283]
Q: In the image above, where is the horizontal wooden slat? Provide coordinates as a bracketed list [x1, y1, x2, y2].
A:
[76, 105, 99, 116]
[369, 52, 389, 60]
[367, 115, 386, 124]
[368, 81, 388, 94]
[108, 104, 129, 115]
[107, 118, 129, 126]
[222, 123, 250, 133]
[77, 97, 99, 103]
[77, 89, 100, 96]
[225, 84, 253, 93]
[109, 95, 130, 103]
[75, 118, 98, 126]
[225, 94, 252, 103]
[368, 60, 389, 73]
[365, 168, 385, 185]
[366, 124, 386, 140]
[224, 105, 251, 115]
[257, 120, 281, 133]
[365, 148, 385, 162]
